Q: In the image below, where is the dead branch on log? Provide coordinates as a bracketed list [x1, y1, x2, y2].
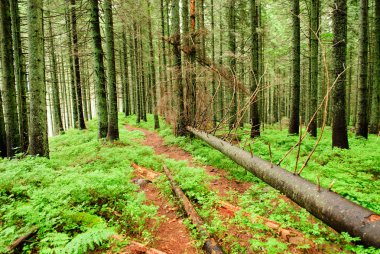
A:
[8, 226, 38, 252]
[187, 126, 380, 248]
[163, 166, 225, 254]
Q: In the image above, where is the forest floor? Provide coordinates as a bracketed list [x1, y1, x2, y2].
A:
[0, 114, 379, 254]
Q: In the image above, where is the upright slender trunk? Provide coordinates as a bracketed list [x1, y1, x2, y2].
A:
[219, 9, 224, 121]
[122, 29, 131, 116]
[0, 89, 6, 157]
[189, 0, 197, 126]
[211, 0, 217, 125]
[103, 0, 119, 141]
[227, 0, 237, 130]
[160, 0, 168, 117]
[171, 0, 186, 136]
[250, 0, 260, 137]
[308, 0, 319, 137]
[48, 13, 64, 135]
[133, 22, 142, 123]
[332, 0, 349, 149]
[27, 0, 49, 157]
[356, 0, 369, 138]
[148, 1, 160, 129]
[289, 0, 300, 134]
[70, 0, 86, 130]
[369, 0, 380, 134]
[139, 27, 147, 122]
[10, 0, 28, 151]
[89, 0, 108, 138]
[65, 10, 77, 128]
[0, 0, 20, 157]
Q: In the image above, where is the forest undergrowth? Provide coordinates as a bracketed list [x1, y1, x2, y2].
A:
[0, 114, 379, 253]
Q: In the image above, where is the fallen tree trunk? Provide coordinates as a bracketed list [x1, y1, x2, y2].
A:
[163, 166, 225, 254]
[8, 226, 38, 252]
[187, 127, 380, 248]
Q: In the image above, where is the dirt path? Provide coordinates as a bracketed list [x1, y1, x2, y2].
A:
[125, 125, 251, 199]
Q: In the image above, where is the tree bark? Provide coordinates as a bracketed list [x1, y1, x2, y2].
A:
[171, 0, 186, 136]
[187, 126, 380, 248]
[70, 0, 86, 130]
[250, 0, 260, 138]
[10, 0, 28, 151]
[103, 0, 119, 141]
[308, 0, 319, 137]
[163, 166, 225, 254]
[356, 0, 369, 138]
[369, 0, 380, 134]
[147, 1, 160, 129]
[48, 12, 64, 135]
[227, 0, 237, 130]
[89, 0, 108, 138]
[0, 89, 6, 157]
[332, 0, 349, 148]
[289, 0, 300, 135]
[27, 0, 49, 157]
[122, 29, 131, 117]
[0, 0, 20, 157]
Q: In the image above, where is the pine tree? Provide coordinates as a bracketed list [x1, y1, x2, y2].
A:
[289, 0, 301, 135]
[250, 0, 260, 138]
[227, 0, 237, 130]
[356, 0, 369, 138]
[0, 0, 20, 157]
[27, 0, 49, 157]
[332, 0, 349, 149]
[171, 0, 186, 136]
[0, 89, 6, 157]
[369, 0, 380, 134]
[104, 0, 119, 141]
[89, 0, 108, 138]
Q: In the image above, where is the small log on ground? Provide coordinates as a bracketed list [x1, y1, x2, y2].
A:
[132, 163, 161, 181]
[8, 226, 38, 252]
[187, 126, 380, 248]
[163, 166, 225, 254]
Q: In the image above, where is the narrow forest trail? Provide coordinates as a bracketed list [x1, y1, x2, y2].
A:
[124, 124, 346, 254]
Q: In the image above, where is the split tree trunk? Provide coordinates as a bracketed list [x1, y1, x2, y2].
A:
[187, 126, 380, 248]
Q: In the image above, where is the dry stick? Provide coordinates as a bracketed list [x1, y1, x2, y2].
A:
[294, 119, 303, 174]
[163, 166, 225, 254]
[268, 143, 273, 168]
[8, 226, 38, 251]
[329, 179, 336, 191]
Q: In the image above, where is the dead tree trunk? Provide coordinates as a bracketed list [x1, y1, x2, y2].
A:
[163, 166, 225, 254]
[186, 127, 380, 248]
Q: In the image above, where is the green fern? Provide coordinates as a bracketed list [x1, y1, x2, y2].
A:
[62, 227, 115, 254]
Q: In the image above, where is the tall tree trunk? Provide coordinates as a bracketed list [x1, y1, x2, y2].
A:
[70, 0, 86, 130]
[10, 0, 28, 151]
[139, 27, 147, 122]
[65, 10, 77, 128]
[0, 0, 20, 157]
[227, 0, 237, 130]
[369, 0, 380, 134]
[218, 8, 224, 121]
[289, 0, 300, 134]
[27, 0, 49, 157]
[332, 0, 349, 149]
[89, 0, 108, 138]
[171, 0, 186, 136]
[122, 29, 131, 116]
[48, 12, 64, 135]
[211, 0, 217, 126]
[189, 0, 197, 126]
[250, 0, 260, 138]
[148, 0, 160, 129]
[308, 0, 319, 137]
[160, 0, 168, 117]
[0, 89, 6, 157]
[356, 0, 369, 138]
[103, 0, 119, 141]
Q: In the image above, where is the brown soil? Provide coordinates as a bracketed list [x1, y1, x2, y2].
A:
[124, 125, 344, 254]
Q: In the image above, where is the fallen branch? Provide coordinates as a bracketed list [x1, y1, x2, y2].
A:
[132, 163, 161, 181]
[219, 201, 314, 246]
[187, 126, 380, 248]
[8, 226, 38, 252]
[163, 165, 225, 254]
